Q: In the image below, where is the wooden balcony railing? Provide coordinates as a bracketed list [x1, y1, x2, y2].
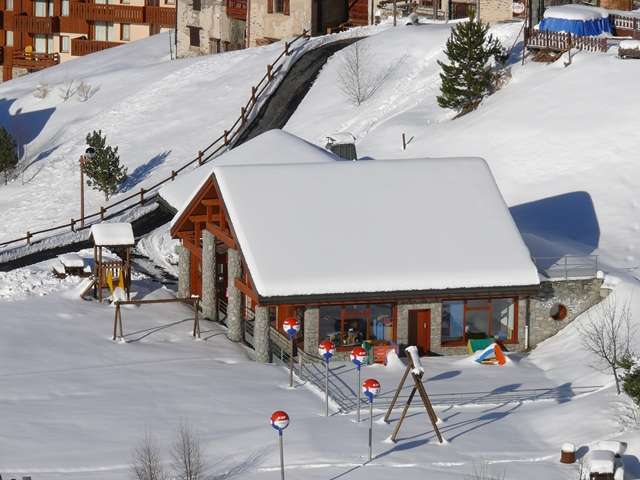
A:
[70, 2, 145, 23]
[59, 15, 90, 34]
[71, 37, 124, 56]
[12, 50, 60, 70]
[226, 0, 247, 20]
[145, 6, 176, 26]
[13, 14, 60, 34]
[69, 3, 175, 26]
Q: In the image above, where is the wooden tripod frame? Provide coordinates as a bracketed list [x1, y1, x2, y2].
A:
[383, 352, 444, 444]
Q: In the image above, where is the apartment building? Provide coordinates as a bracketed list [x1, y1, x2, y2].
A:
[1, 0, 176, 81]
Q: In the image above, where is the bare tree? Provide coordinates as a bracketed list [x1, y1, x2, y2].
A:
[131, 431, 167, 480]
[337, 42, 403, 106]
[467, 461, 506, 480]
[578, 295, 634, 394]
[77, 81, 100, 102]
[170, 423, 206, 480]
[33, 83, 50, 99]
[58, 79, 78, 102]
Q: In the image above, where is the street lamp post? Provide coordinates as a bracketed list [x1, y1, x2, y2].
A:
[80, 147, 96, 228]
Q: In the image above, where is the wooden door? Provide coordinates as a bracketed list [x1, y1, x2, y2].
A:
[408, 309, 431, 355]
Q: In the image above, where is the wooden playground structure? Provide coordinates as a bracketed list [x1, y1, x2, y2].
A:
[89, 223, 134, 302]
[384, 346, 444, 444]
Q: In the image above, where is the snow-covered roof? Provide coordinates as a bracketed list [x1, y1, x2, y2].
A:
[543, 4, 609, 20]
[90, 223, 135, 246]
[163, 130, 339, 218]
[213, 157, 540, 298]
[58, 253, 85, 268]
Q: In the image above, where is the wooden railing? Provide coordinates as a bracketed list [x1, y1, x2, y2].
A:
[69, 3, 176, 26]
[226, 0, 247, 20]
[11, 50, 60, 69]
[70, 2, 145, 23]
[144, 6, 176, 26]
[0, 31, 311, 253]
[526, 28, 608, 53]
[71, 37, 124, 56]
[13, 15, 59, 34]
[611, 13, 640, 39]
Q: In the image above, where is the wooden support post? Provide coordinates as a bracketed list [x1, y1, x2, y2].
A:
[171, 170, 177, 180]
[390, 384, 418, 442]
[383, 364, 410, 423]
[241, 107, 246, 126]
[284, 41, 290, 55]
[192, 298, 201, 339]
[70, 219, 75, 232]
[251, 86, 257, 104]
[113, 303, 120, 341]
[224, 130, 229, 145]
[100, 206, 105, 221]
[139, 188, 145, 205]
[26, 231, 31, 246]
[198, 150, 204, 166]
[267, 64, 273, 80]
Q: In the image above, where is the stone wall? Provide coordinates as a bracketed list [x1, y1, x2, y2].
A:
[177, 0, 243, 58]
[528, 278, 606, 348]
[248, 0, 312, 46]
[478, 0, 512, 24]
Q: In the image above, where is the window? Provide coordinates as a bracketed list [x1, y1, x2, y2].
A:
[441, 298, 518, 344]
[6, 0, 13, 11]
[188, 26, 200, 47]
[192, 0, 201, 11]
[274, 0, 284, 12]
[48, 1, 54, 16]
[95, 22, 107, 41]
[47, 34, 54, 53]
[60, 35, 70, 53]
[6, 31, 13, 47]
[62, 0, 69, 15]
[121, 23, 130, 41]
[121, 0, 130, 4]
[34, 34, 47, 53]
[34, 0, 47, 17]
[267, 0, 289, 14]
[319, 304, 394, 348]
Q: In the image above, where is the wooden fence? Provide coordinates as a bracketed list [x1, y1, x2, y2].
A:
[611, 13, 640, 39]
[526, 28, 608, 53]
[0, 30, 310, 252]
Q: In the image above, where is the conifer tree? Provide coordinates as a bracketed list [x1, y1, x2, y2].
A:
[437, 18, 506, 115]
[0, 127, 17, 185]
[83, 130, 127, 200]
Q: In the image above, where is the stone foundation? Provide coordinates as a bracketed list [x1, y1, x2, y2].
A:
[176, 245, 191, 298]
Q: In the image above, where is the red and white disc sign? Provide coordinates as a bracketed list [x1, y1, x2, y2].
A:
[283, 317, 300, 337]
[318, 340, 336, 358]
[350, 346, 368, 366]
[270, 410, 290, 431]
[362, 378, 381, 397]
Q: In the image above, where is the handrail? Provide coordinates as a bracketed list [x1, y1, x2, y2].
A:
[0, 30, 310, 253]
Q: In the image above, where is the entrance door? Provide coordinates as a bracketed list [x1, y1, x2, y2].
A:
[408, 309, 431, 355]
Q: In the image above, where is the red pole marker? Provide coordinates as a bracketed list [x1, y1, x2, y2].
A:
[318, 340, 335, 416]
[351, 346, 368, 422]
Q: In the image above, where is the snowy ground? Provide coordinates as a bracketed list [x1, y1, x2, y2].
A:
[1, 271, 638, 480]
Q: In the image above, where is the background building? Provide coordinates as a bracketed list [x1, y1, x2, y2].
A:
[1, 0, 176, 81]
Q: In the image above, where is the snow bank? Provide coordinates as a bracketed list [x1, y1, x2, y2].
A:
[620, 39, 640, 50]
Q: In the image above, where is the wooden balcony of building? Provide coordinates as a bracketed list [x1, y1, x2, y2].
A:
[10, 48, 60, 70]
[69, 2, 175, 26]
[70, 2, 145, 23]
[13, 14, 60, 34]
[71, 37, 124, 56]
[145, 6, 176, 26]
[226, 0, 247, 20]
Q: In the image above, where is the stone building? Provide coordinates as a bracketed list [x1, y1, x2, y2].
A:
[176, 0, 368, 57]
[168, 130, 605, 364]
[0, 0, 176, 81]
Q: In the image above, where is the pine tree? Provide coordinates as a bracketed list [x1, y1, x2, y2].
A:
[0, 127, 17, 185]
[84, 130, 127, 200]
[437, 18, 506, 115]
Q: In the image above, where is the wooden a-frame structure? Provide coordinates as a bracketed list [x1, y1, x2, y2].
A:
[383, 346, 444, 444]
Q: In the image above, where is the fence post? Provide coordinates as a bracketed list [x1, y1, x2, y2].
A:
[26, 231, 32, 246]
[284, 41, 290, 56]
[171, 170, 177, 180]
[198, 150, 204, 166]
[224, 130, 229, 145]
[70, 218, 75, 232]
[241, 107, 246, 126]
[267, 64, 273, 81]
[139, 187, 145, 205]
[100, 206, 105, 221]
[251, 86, 257, 104]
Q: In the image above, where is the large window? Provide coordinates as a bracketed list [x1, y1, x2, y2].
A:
[319, 304, 394, 348]
[62, 0, 69, 16]
[441, 298, 518, 344]
[60, 35, 70, 53]
[121, 23, 131, 41]
[188, 26, 200, 47]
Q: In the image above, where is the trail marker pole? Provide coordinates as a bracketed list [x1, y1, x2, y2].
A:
[283, 317, 300, 388]
[362, 378, 380, 462]
[270, 410, 289, 480]
[350, 346, 368, 422]
[318, 340, 335, 416]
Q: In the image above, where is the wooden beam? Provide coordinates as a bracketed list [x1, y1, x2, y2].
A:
[206, 222, 236, 249]
[202, 199, 221, 206]
[189, 214, 221, 223]
[235, 277, 259, 303]
[182, 237, 202, 260]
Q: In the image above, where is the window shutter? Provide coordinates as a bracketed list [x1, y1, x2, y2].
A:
[283, 0, 289, 15]
[267, 0, 273, 13]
